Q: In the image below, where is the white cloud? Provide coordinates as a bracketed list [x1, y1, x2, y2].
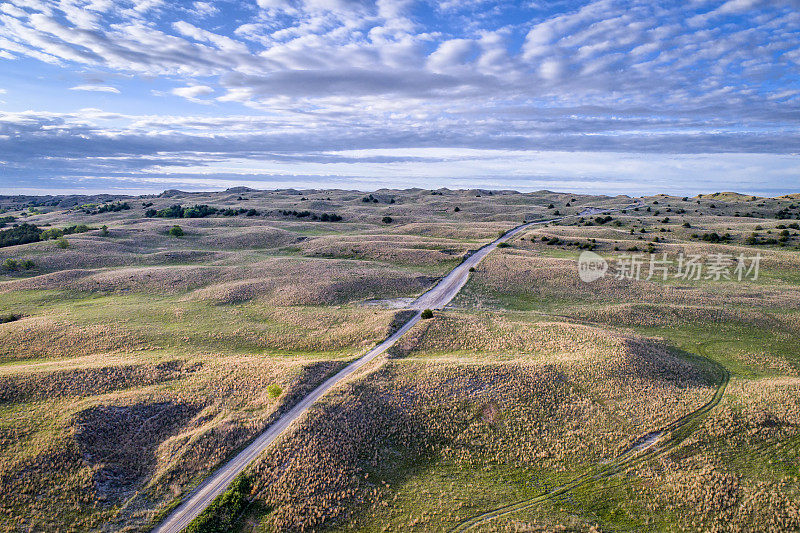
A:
[427, 39, 475, 72]
[191, 1, 219, 17]
[0, 0, 798, 194]
[69, 84, 120, 93]
[171, 84, 214, 103]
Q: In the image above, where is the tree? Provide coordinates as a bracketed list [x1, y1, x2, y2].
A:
[56, 237, 69, 249]
[421, 309, 433, 319]
[0, 223, 42, 247]
[382, 216, 393, 224]
[169, 225, 184, 237]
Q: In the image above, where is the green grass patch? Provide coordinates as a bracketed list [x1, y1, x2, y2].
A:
[185, 474, 256, 533]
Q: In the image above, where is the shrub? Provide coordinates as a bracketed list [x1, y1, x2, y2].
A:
[183, 205, 219, 218]
[97, 201, 130, 213]
[184, 474, 253, 533]
[421, 309, 434, 319]
[40, 228, 64, 240]
[469, 267, 476, 272]
[381, 216, 393, 224]
[100, 225, 109, 236]
[22, 259, 34, 270]
[169, 225, 184, 237]
[0, 223, 41, 247]
[0, 313, 22, 323]
[267, 384, 283, 399]
[56, 237, 69, 249]
[3, 258, 18, 271]
[497, 242, 510, 248]
[454, 206, 460, 212]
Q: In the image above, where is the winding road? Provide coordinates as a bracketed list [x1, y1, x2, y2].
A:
[152, 206, 631, 532]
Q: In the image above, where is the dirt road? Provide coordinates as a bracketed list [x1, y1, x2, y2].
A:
[153, 207, 631, 532]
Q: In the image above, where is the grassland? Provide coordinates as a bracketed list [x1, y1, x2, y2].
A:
[0, 189, 798, 531]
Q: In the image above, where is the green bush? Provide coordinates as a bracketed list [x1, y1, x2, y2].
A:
[421, 309, 434, 319]
[497, 242, 510, 248]
[184, 474, 253, 533]
[41, 228, 64, 240]
[381, 216, 393, 224]
[3, 258, 18, 271]
[0, 223, 41, 247]
[169, 225, 184, 237]
[267, 384, 282, 398]
[22, 260, 35, 270]
[0, 314, 21, 324]
[56, 237, 69, 249]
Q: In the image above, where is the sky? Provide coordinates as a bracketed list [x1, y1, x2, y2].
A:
[0, 0, 799, 196]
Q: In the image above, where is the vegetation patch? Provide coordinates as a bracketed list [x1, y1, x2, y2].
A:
[184, 474, 255, 533]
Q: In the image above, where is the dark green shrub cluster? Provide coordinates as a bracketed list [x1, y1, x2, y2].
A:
[145, 204, 261, 218]
[0, 215, 16, 228]
[184, 474, 253, 533]
[692, 232, 731, 243]
[79, 201, 130, 214]
[0, 223, 42, 248]
[0, 314, 22, 324]
[362, 194, 394, 203]
[2, 258, 34, 271]
[279, 210, 342, 221]
[41, 225, 89, 240]
[421, 309, 434, 319]
[98, 202, 130, 213]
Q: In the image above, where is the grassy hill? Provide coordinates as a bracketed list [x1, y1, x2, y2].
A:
[0, 189, 798, 531]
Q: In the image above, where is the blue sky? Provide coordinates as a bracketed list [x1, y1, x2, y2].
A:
[0, 0, 799, 196]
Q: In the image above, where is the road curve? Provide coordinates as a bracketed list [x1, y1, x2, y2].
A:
[152, 206, 630, 532]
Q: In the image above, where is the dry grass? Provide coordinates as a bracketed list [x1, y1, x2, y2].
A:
[0, 355, 345, 531]
[244, 315, 714, 531]
[1, 189, 798, 532]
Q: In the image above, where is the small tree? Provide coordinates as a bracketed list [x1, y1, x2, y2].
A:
[56, 237, 69, 249]
[421, 309, 433, 319]
[22, 260, 35, 270]
[3, 258, 18, 271]
[169, 225, 184, 237]
[381, 216, 393, 224]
